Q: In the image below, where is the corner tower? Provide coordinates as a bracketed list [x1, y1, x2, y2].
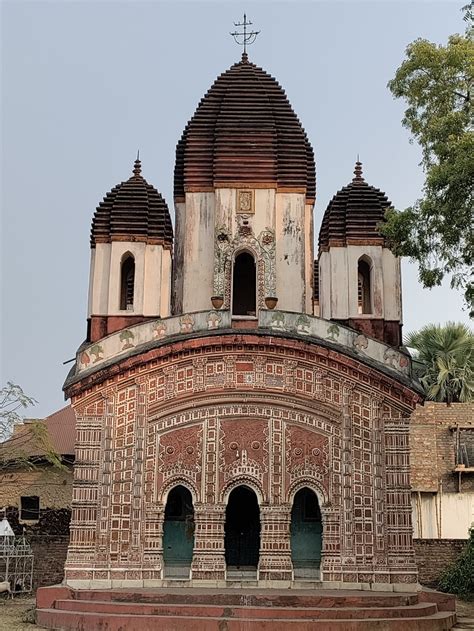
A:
[318, 161, 402, 346]
[88, 157, 174, 342]
[173, 53, 316, 316]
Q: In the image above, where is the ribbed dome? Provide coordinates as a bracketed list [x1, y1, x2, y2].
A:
[91, 158, 174, 248]
[174, 54, 316, 203]
[318, 162, 392, 251]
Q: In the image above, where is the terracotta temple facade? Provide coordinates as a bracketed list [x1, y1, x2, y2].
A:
[63, 53, 424, 591]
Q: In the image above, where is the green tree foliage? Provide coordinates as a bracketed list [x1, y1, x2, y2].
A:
[384, 6, 474, 314]
[406, 322, 474, 404]
[439, 527, 474, 597]
[0, 381, 36, 442]
[0, 382, 64, 471]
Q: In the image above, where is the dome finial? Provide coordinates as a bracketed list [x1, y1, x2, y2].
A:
[230, 13, 260, 58]
[353, 157, 364, 183]
[133, 151, 141, 177]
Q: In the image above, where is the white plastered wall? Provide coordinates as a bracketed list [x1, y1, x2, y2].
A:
[88, 243, 111, 317]
[304, 203, 314, 314]
[173, 201, 186, 314]
[412, 492, 474, 539]
[317, 245, 401, 322]
[175, 187, 311, 315]
[275, 192, 306, 313]
[347, 245, 383, 318]
[89, 241, 171, 317]
[181, 192, 215, 314]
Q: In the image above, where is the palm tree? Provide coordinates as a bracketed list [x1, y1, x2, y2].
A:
[405, 322, 474, 404]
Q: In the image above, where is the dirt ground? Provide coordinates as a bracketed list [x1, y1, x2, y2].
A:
[1, 593, 474, 630]
[0, 596, 46, 631]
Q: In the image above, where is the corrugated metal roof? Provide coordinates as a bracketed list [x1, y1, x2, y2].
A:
[0, 405, 76, 461]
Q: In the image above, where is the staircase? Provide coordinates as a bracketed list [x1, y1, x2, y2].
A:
[36, 585, 457, 630]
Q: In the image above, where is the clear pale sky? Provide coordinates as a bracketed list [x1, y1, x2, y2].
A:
[1, 1, 471, 418]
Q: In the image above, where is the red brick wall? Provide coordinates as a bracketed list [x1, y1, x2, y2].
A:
[410, 403, 474, 493]
[30, 536, 69, 587]
[4, 506, 71, 588]
[414, 539, 467, 586]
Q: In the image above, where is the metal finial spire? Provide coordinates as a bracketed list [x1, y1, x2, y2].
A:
[230, 13, 260, 58]
[353, 158, 364, 183]
[133, 152, 142, 177]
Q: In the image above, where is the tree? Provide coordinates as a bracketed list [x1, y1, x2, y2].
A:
[439, 526, 474, 597]
[0, 381, 36, 443]
[0, 382, 63, 470]
[406, 322, 474, 404]
[383, 5, 474, 315]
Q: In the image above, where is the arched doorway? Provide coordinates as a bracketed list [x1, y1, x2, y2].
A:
[232, 252, 256, 316]
[291, 487, 322, 578]
[225, 485, 260, 570]
[163, 485, 195, 577]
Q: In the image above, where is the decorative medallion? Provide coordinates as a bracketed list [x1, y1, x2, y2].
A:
[353, 333, 368, 351]
[270, 311, 286, 330]
[237, 189, 254, 214]
[119, 329, 135, 350]
[180, 314, 195, 333]
[326, 323, 340, 341]
[207, 311, 222, 330]
[295, 314, 311, 335]
[153, 320, 167, 339]
[89, 344, 104, 363]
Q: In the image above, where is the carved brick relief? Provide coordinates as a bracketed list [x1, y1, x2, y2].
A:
[65, 339, 418, 586]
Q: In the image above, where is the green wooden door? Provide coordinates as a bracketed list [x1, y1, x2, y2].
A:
[163, 486, 194, 571]
[291, 488, 322, 570]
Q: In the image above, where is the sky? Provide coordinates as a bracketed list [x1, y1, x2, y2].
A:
[1, 0, 471, 419]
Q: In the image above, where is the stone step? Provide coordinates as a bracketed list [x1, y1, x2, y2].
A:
[69, 588, 420, 608]
[53, 599, 440, 620]
[36, 608, 457, 631]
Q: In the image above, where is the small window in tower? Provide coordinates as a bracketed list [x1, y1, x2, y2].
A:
[20, 496, 40, 521]
[357, 257, 372, 315]
[232, 251, 257, 316]
[120, 254, 135, 311]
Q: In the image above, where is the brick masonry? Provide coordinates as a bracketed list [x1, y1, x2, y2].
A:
[414, 539, 467, 586]
[64, 332, 421, 587]
[0, 465, 73, 587]
[410, 402, 474, 493]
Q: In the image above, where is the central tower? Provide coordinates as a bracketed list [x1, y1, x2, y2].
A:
[172, 53, 316, 316]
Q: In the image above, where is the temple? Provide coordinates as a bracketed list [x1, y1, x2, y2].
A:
[61, 51, 424, 591]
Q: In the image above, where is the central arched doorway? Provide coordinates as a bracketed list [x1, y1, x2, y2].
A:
[225, 485, 260, 572]
[163, 485, 195, 577]
[291, 487, 322, 578]
[232, 252, 256, 316]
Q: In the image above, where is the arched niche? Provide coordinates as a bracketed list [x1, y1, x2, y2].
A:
[290, 487, 322, 578]
[120, 252, 135, 311]
[357, 255, 372, 315]
[232, 251, 257, 316]
[162, 485, 195, 577]
[224, 485, 260, 569]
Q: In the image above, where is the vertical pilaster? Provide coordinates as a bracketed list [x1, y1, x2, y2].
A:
[258, 504, 293, 584]
[190, 504, 226, 582]
[143, 504, 164, 583]
[385, 417, 418, 584]
[342, 381, 354, 559]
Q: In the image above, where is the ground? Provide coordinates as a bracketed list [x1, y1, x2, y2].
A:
[0, 595, 45, 631]
[1, 593, 474, 630]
